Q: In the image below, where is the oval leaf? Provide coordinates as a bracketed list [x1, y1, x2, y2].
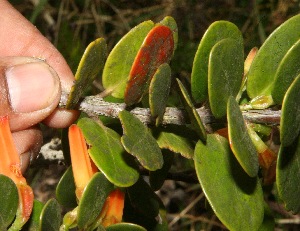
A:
[149, 63, 171, 126]
[23, 200, 44, 231]
[78, 173, 114, 229]
[191, 20, 243, 103]
[39, 199, 61, 231]
[106, 223, 147, 231]
[272, 39, 300, 104]
[208, 38, 244, 118]
[277, 136, 300, 213]
[194, 134, 264, 231]
[158, 16, 178, 55]
[67, 38, 107, 108]
[227, 96, 259, 177]
[280, 74, 300, 147]
[119, 110, 163, 171]
[77, 118, 139, 187]
[177, 78, 207, 142]
[55, 166, 77, 208]
[247, 14, 300, 99]
[258, 203, 275, 231]
[124, 24, 174, 105]
[102, 21, 154, 99]
[0, 174, 18, 230]
[155, 126, 195, 159]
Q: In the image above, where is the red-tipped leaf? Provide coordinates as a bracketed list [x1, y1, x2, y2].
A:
[124, 25, 174, 105]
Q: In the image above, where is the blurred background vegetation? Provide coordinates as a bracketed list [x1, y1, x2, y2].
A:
[8, 0, 300, 230]
[9, 0, 300, 77]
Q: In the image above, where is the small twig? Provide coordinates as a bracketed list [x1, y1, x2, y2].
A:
[173, 214, 226, 229]
[59, 92, 281, 126]
[168, 193, 205, 228]
[276, 217, 300, 225]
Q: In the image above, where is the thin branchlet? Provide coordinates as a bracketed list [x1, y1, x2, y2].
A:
[59, 92, 281, 126]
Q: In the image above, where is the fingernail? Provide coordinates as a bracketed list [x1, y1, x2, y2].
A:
[6, 61, 60, 113]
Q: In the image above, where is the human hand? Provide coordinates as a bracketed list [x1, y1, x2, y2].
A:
[0, 1, 79, 171]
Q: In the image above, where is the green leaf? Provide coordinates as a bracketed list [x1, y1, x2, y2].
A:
[272, 39, 300, 104]
[77, 118, 139, 187]
[127, 177, 160, 218]
[194, 134, 264, 231]
[154, 126, 195, 159]
[277, 135, 300, 213]
[106, 223, 147, 231]
[247, 14, 300, 99]
[55, 166, 77, 208]
[246, 95, 275, 110]
[208, 38, 244, 118]
[23, 200, 44, 231]
[191, 21, 243, 103]
[119, 110, 163, 171]
[176, 78, 207, 142]
[77, 173, 114, 229]
[149, 63, 171, 126]
[280, 74, 300, 147]
[39, 199, 61, 231]
[67, 38, 107, 108]
[124, 24, 174, 105]
[158, 16, 178, 55]
[149, 149, 174, 191]
[258, 203, 275, 231]
[102, 21, 154, 99]
[227, 96, 259, 177]
[0, 174, 18, 230]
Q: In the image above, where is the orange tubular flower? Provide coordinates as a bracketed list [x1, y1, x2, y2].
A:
[247, 124, 277, 184]
[68, 124, 98, 200]
[0, 116, 33, 230]
[246, 124, 277, 170]
[100, 189, 125, 227]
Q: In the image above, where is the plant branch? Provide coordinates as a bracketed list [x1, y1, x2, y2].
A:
[59, 92, 281, 126]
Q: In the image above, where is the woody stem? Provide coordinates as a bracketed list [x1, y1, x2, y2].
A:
[59, 92, 281, 126]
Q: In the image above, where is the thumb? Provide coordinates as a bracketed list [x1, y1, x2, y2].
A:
[1, 57, 61, 131]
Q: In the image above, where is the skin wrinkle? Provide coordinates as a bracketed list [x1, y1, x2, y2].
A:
[6, 60, 60, 113]
[0, 57, 62, 131]
[0, 1, 78, 169]
[0, 1, 74, 92]
[0, 3, 78, 129]
[14, 106, 54, 128]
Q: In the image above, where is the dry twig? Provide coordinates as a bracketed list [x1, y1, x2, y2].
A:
[59, 92, 281, 127]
